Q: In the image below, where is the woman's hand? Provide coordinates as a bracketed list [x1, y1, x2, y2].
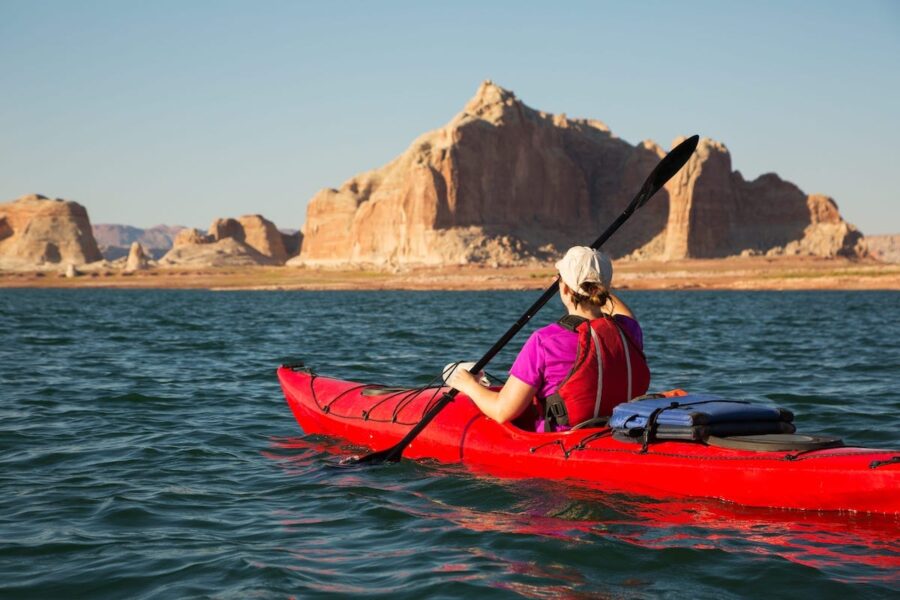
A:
[447, 366, 480, 395]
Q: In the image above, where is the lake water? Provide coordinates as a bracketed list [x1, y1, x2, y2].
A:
[1, 289, 898, 598]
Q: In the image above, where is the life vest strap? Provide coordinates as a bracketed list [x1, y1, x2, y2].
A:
[558, 314, 588, 331]
[544, 393, 569, 427]
[640, 402, 680, 453]
[614, 321, 633, 403]
[588, 326, 603, 418]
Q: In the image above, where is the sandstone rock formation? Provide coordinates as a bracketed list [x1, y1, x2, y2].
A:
[92, 224, 185, 260]
[205, 215, 288, 261]
[159, 237, 277, 267]
[160, 214, 287, 266]
[0, 194, 102, 269]
[173, 228, 212, 247]
[661, 138, 865, 259]
[298, 81, 865, 266]
[208, 218, 244, 243]
[238, 215, 288, 263]
[124, 242, 150, 272]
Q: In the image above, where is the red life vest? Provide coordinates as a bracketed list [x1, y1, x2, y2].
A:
[544, 315, 650, 428]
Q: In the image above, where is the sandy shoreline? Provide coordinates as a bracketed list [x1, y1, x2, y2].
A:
[1, 257, 898, 291]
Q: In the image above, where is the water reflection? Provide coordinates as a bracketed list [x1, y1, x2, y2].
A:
[268, 435, 900, 590]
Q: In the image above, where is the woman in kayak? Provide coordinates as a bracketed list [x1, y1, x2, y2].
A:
[449, 246, 649, 431]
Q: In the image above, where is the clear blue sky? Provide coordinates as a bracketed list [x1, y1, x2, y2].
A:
[1, 0, 898, 234]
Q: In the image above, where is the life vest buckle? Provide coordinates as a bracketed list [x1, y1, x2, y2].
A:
[545, 394, 570, 427]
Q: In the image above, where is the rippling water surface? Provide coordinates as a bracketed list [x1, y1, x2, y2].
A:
[1, 289, 898, 598]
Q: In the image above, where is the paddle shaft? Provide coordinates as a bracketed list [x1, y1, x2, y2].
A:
[352, 134, 700, 464]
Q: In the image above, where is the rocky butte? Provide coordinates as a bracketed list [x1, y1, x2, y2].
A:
[160, 214, 293, 266]
[0, 194, 102, 269]
[297, 81, 865, 266]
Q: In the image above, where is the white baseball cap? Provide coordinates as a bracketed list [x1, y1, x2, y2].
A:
[555, 246, 613, 294]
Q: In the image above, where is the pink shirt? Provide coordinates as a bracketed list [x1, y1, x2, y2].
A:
[510, 316, 643, 430]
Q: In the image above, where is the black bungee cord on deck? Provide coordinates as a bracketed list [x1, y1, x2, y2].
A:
[308, 361, 505, 427]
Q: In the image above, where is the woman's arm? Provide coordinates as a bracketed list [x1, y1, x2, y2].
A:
[449, 370, 536, 424]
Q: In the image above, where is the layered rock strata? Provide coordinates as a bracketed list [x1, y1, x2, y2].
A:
[298, 82, 865, 266]
[662, 138, 865, 259]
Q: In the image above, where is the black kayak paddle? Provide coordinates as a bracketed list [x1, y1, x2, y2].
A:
[346, 134, 700, 465]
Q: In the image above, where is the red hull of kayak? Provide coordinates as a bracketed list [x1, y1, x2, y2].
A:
[277, 367, 900, 514]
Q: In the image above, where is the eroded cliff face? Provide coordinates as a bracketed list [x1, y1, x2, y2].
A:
[298, 82, 865, 265]
[0, 194, 102, 268]
[662, 138, 864, 259]
[299, 82, 668, 266]
[237, 215, 288, 263]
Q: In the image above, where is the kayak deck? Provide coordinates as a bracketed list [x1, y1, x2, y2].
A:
[277, 366, 900, 514]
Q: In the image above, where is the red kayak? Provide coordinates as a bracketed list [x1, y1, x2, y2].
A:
[277, 366, 900, 514]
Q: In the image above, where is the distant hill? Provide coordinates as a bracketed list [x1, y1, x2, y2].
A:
[92, 224, 185, 260]
[865, 234, 900, 263]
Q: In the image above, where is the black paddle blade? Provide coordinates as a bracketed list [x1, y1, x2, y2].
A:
[340, 446, 401, 466]
[588, 134, 699, 251]
[635, 134, 699, 209]
[324, 450, 398, 468]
